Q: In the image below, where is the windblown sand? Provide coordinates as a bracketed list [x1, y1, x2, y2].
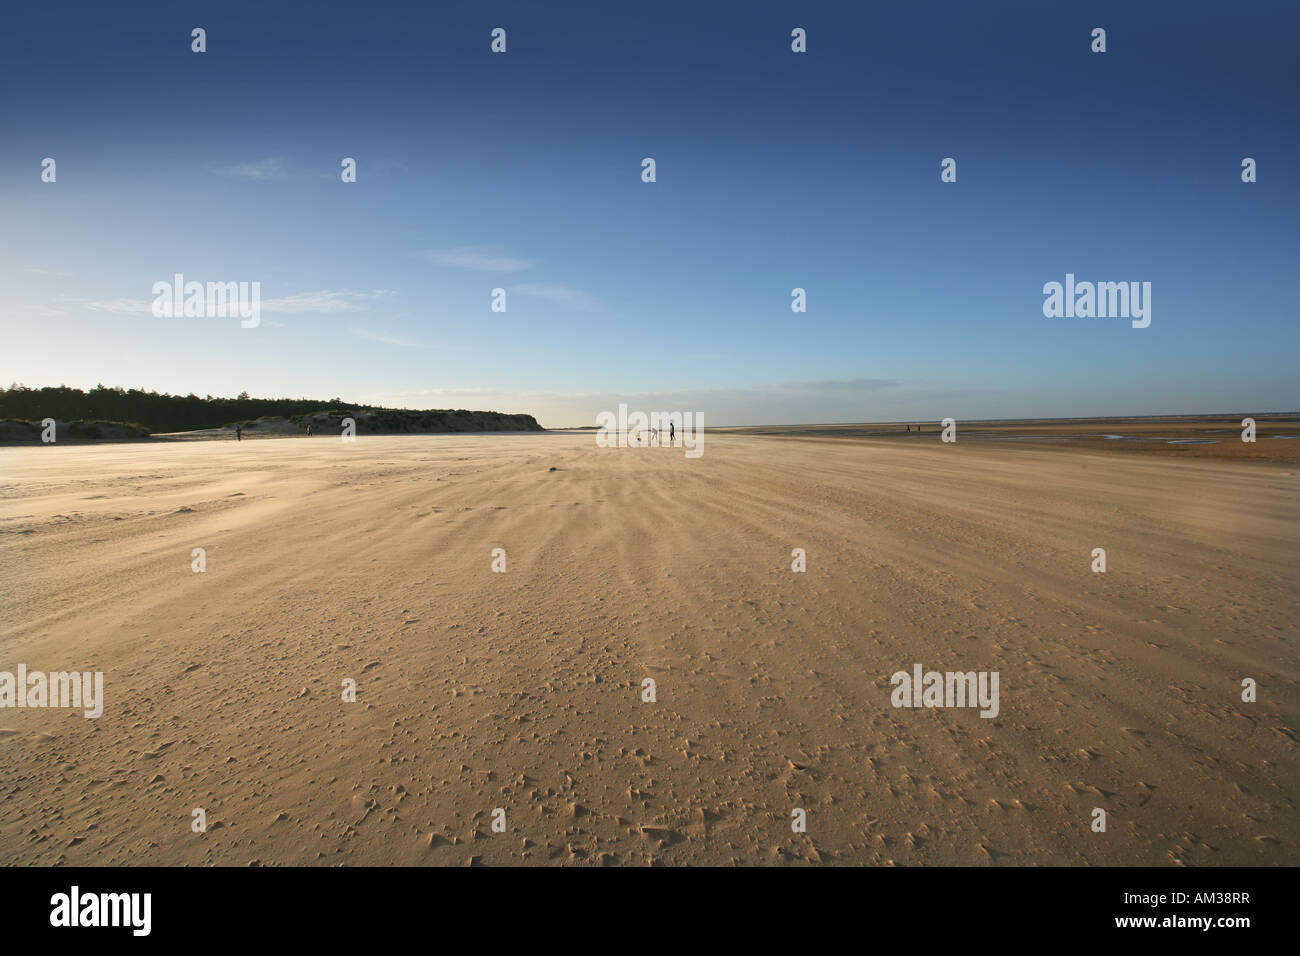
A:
[1, 434, 1296, 865]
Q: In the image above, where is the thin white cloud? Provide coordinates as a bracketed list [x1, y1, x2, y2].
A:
[78, 297, 153, 314]
[216, 157, 288, 181]
[734, 377, 900, 396]
[362, 377, 909, 425]
[62, 289, 392, 317]
[261, 290, 394, 313]
[368, 386, 500, 400]
[18, 303, 69, 317]
[419, 247, 533, 272]
[515, 281, 601, 311]
[351, 327, 416, 347]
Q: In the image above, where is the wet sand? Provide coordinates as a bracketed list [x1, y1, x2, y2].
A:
[722, 415, 1300, 463]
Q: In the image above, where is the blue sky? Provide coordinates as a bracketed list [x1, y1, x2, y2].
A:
[2, 0, 1296, 426]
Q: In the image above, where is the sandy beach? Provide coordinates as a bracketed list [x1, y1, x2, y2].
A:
[1, 432, 1296, 866]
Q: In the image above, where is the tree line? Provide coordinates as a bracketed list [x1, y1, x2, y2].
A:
[2, 384, 368, 433]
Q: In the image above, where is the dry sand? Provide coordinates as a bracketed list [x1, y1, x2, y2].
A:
[1, 432, 1296, 865]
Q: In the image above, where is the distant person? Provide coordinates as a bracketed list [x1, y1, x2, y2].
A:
[650, 427, 658, 444]
[906, 424, 910, 432]
[669, 421, 675, 443]
[235, 424, 242, 442]
[306, 423, 313, 437]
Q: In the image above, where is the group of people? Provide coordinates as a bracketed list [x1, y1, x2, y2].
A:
[232, 422, 315, 440]
[638, 422, 676, 445]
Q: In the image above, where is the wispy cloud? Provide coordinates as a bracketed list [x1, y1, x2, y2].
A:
[63, 289, 393, 317]
[515, 281, 601, 311]
[419, 247, 533, 272]
[368, 386, 500, 401]
[260, 289, 394, 313]
[415, 249, 599, 309]
[350, 326, 416, 347]
[78, 297, 152, 314]
[733, 377, 900, 397]
[18, 303, 69, 318]
[215, 157, 288, 181]
[362, 376, 911, 426]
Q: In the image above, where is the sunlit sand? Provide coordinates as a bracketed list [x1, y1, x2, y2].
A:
[2, 432, 1295, 865]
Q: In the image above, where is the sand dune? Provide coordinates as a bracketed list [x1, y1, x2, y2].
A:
[1, 433, 1296, 865]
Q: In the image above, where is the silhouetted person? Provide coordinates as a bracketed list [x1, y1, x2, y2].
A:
[235, 424, 242, 441]
[669, 422, 675, 443]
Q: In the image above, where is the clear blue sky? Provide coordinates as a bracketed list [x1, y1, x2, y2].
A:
[2, 0, 1296, 426]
